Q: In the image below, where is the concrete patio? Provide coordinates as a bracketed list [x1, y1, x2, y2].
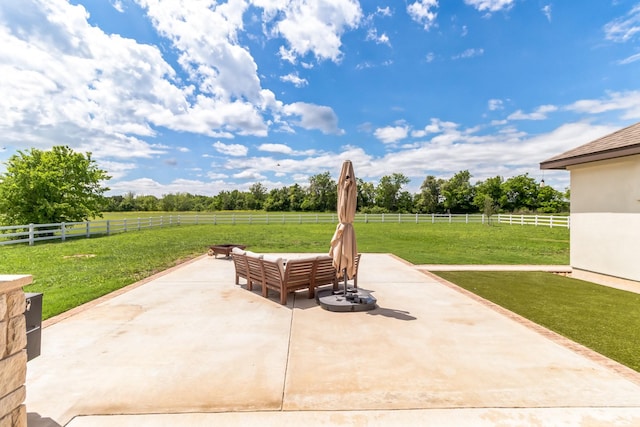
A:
[25, 253, 640, 426]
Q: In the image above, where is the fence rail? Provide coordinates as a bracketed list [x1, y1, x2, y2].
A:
[0, 213, 570, 246]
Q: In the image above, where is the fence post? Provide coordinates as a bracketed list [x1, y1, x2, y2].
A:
[86, 221, 90, 238]
[61, 222, 66, 241]
[137, 218, 141, 231]
[415, 213, 418, 224]
[449, 214, 452, 223]
[178, 215, 181, 226]
[299, 215, 302, 224]
[107, 220, 111, 236]
[550, 216, 553, 228]
[365, 213, 368, 223]
[465, 214, 468, 224]
[28, 224, 34, 246]
[124, 218, 127, 232]
[521, 214, 524, 225]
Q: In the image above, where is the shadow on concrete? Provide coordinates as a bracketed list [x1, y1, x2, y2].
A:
[27, 412, 62, 427]
[367, 306, 417, 321]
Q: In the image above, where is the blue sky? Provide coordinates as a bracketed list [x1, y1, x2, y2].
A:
[1, 0, 640, 197]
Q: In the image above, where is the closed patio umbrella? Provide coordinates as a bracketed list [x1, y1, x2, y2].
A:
[329, 160, 358, 283]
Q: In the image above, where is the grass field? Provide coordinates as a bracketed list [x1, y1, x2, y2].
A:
[1, 221, 568, 319]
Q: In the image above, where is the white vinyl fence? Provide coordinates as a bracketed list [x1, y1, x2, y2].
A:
[0, 213, 569, 246]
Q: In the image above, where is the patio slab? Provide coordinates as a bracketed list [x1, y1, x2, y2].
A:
[25, 254, 640, 426]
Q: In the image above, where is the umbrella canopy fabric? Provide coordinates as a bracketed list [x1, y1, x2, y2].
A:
[329, 160, 358, 279]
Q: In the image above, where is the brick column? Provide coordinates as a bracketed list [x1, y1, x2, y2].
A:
[0, 275, 32, 427]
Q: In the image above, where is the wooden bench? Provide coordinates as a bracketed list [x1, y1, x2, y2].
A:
[231, 251, 339, 305]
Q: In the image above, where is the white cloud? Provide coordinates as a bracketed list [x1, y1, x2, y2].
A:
[212, 141, 248, 157]
[542, 5, 552, 22]
[97, 160, 137, 180]
[111, 0, 124, 13]
[619, 52, 640, 65]
[464, 0, 515, 13]
[366, 28, 390, 45]
[282, 102, 344, 135]
[280, 72, 308, 88]
[565, 90, 640, 119]
[488, 99, 504, 111]
[604, 4, 640, 42]
[258, 143, 294, 154]
[508, 104, 558, 120]
[411, 118, 457, 138]
[376, 6, 392, 17]
[374, 124, 410, 144]
[452, 48, 484, 59]
[407, 0, 438, 30]
[255, 0, 363, 63]
[233, 169, 266, 180]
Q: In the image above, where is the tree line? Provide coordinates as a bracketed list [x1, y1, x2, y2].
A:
[0, 146, 568, 228]
[106, 170, 569, 215]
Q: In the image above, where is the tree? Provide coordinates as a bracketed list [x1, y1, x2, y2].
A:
[441, 170, 474, 213]
[537, 185, 569, 213]
[415, 175, 444, 213]
[356, 178, 375, 211]
[0, 146, 110, 225]
[473, 175, 503, 213]
[375, 173, 410, 212]
[303, 172, 336, 212]
[500, 174, 539, 212]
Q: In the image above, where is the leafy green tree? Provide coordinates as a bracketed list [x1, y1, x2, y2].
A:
[537, 185, 569, 213]
[288, 183, 306, 211]
[415, 175, 444, 213]
[0, 146, 110, 225]
[500, 174, 539, 212]
[136, 195, 160, 211]
[303, 172, 336, 211]
[356, 178, 375, 211]
[375, 173, 410, 212]
[264, 187, 290, 211]
[473, 176, 503, 213]
[441, 170, 474, 213]
[247, 183, 267, 210]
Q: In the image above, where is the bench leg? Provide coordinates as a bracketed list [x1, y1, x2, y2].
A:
[280, 290, 287, 305]
[308, 286, 315, 299]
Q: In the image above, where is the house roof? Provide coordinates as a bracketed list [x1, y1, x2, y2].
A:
[540, 121, 640, 170]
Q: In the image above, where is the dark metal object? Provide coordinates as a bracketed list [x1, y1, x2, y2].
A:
[317, 268, 376, 312]
[25, 292, 43, 361]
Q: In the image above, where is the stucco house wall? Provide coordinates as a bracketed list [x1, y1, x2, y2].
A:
[541, 121, 640, 287]
[569, 155, 640, 282]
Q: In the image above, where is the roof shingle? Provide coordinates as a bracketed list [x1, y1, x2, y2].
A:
[540, 121, 640, 170]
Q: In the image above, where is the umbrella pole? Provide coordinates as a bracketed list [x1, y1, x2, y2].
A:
[343, 267, 348, 294]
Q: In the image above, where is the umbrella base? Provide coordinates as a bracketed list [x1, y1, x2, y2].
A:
[316, 287, 377, 312]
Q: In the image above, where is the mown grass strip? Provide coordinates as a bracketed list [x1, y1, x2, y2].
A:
[434, 271, 640, 372]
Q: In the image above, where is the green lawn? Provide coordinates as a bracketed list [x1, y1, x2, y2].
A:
[1, 222, 568, 319]
[435, 271, 640, 372]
